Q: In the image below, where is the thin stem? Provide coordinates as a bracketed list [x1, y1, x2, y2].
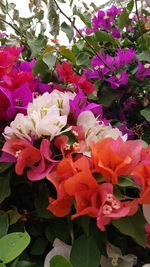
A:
[0, 17, 23, 36]
[53, 0, 112, 70]
[135, 0, 144, 42]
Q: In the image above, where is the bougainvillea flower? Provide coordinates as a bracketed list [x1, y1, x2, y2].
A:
[47, 156, 93, 217]
[91, 137, 142, 184]
[107, 70, 128, 89]
[0, 46, 22, 77]
[132, 164, 150, 204]
[72, 183, 130, 230]
[112, 27, 121, 38]
[100, 243, 137, 267]
[92, 10, 111, 31]
[136, 61, 150, 81]
[1, 138, 41, 175]
[27, 139, 57, 181]
[107, 5, 122, 19]
[56, 62, 74, 82]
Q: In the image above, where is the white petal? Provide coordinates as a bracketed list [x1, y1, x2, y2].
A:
[44, 238, 71, 267]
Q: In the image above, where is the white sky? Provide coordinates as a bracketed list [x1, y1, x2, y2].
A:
[7, 0, 107, 44]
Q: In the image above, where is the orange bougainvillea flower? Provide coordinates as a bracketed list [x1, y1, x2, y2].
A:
[47, 155, 94, 217]
[132, 164, 150, 204]
[90, 137, 142, 184]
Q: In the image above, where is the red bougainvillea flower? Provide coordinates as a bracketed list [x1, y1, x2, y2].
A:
[72, 183, 130, 231]
[1, 138, 57, 181]
[56, 62, 74, 82]
[1, 138, 41, 175]
[90, 137, 142, 184]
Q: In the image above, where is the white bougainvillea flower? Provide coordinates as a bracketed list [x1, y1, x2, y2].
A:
[100, 243, 137, 267]
[28, 105, 69, 140]
[3, 113, 33, 141]
[44, 238, 71, 267]
[77, 110, 127, 146]
[143, 205, 150, 224]
[142, 264, 150, 267]
[28, 90, 75, 117]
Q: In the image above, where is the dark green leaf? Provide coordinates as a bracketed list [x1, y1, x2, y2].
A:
[61, 22, 74, 43]
[119, 8, 131, 29]
[0, 163, 12, 173]
[0, 232, 31, 263]
[30, 237, 48, 255]
[50, 255, 73, 267]
[43, 52, 56, 69]
[0, 211, 8, 238]
[70, 235, 100, 267]
[112, 209, 147, 247]
[127, 0, 134, 13]
[0, 171, 11, 203]
[95, 30, 115, 44]
[141, 108, 150, 122]
[32, 59, 48, 76]
[98, 87, 116, 107]
[0, 15, 6, 31]
[8, 208, 21, 225]
[14, 261, 36, 267]
[35, 183, 53, 219]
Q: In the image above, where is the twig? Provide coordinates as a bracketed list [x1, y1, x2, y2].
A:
[0, 17, 24, 37]
[135, 0, 144, 42]
[53, 0, 112, 70]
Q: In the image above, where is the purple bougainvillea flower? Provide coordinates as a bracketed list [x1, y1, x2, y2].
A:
[107, 5, 122, 20]
[69, 90, 102, 123]
[136, 61, 150, 80]
[107, 70, 128, 89]
[112, 27, 121, 38]
[92, 10, 111, 31]
[19, 59, 36, 72]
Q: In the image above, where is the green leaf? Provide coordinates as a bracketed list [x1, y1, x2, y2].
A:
[43, 52, 56, 69]
[0, 263, 6, 267]
[0, 211, 8, 238]
[57, 0, 66, 3]
[98, 87, 116, 107]
[35, 183, 53, 219]
[32, 59, 48, 76]
[50, 255, 73, 267]
[60, 48, 76, 64]
[27, 35, 47, 57]
[30, 237, 48, 255]
[0, 232, 31, 264]
[118, 176, 138, 188]
[13, 261, 36, 267]
[76, 52, 90, 65]
[48, 0, 60, 37]
[0, 171, 11, 204]
[0, 163, 12, 173]
[112, 209, 147, 247]
[141, 108, 150, 122]
[127, 0, 134, 13]
[0, 15, 6, 31]
[70, 235, 100, 267]
[61, 22, 74, 43]
[8, 208, 21, 225]
[137, 51, 150, 62]
[119, 8, 131, 29]
[95, 30, 114, 44]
